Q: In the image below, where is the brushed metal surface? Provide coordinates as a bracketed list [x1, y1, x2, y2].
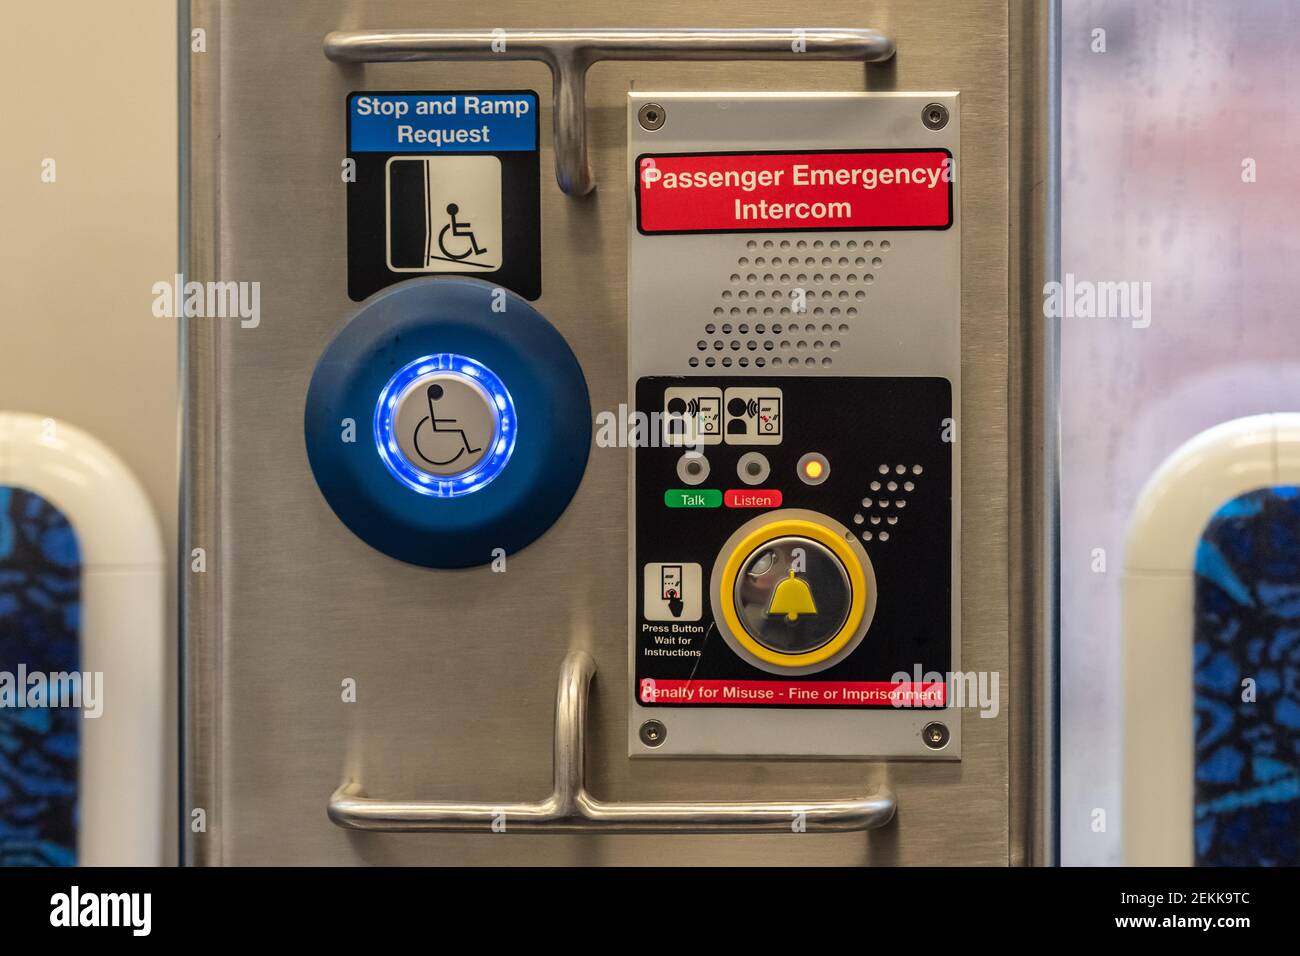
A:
[323, 27, 896, 195]
[329, 651, 897, 832]
[185, 0, 1017, 865]
[1007, 0, 1060, 866]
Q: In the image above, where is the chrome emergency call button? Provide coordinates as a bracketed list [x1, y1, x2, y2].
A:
[392, 371, 498, 478]
[710, 510, 878, 675]
[734, 536, 851, 655]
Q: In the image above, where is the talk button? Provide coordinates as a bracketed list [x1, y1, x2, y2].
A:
[664, 489, 722, 509]
[724, 489, 784, 509]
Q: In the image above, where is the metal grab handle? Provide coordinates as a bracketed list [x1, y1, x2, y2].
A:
[323, 28, 896, 196]
[328, 651, 896, 834]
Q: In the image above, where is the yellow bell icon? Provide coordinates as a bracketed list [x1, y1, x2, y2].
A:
[767, 570, 818, 621]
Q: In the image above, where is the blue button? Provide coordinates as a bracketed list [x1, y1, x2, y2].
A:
[304, 277, 591, 569]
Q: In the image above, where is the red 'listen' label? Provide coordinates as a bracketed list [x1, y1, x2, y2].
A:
[636, 149, 953, 234]
[724, 489, 783, 509]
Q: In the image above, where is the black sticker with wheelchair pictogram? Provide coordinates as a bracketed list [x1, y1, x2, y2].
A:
[346, 91, 541, 301]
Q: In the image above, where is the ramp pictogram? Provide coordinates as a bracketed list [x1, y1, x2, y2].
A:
[386, 155, 502, 273]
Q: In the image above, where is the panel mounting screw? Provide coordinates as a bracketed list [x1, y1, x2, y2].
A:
[922, 103, 949, 131]
[922, 721, 950, 750]
[638, 103, 666, 131]
[639, 719, 668, 747]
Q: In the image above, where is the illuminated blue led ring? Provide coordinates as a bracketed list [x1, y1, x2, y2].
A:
[374, 354, 517, 498]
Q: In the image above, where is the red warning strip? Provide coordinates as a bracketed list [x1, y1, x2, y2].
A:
[639, 678, 946, 707]
[636, 149, 954, 234]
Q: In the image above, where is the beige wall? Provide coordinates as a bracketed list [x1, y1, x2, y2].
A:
[0, 1, 178, 859]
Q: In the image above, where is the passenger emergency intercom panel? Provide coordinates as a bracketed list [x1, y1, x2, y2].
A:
[627, 93, 961, 757]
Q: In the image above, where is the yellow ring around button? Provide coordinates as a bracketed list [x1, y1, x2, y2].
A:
[718, 518, 867, 668]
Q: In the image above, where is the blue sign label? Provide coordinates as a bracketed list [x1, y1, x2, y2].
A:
[349, 92, 538, 153]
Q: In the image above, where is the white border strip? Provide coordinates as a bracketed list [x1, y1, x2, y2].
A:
[1122, 413, 1300, 865]
[0, 412, 164, 866]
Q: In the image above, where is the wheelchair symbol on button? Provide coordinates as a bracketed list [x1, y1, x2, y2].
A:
[413, 382, 484, 467]
[393, 372, 500, 479]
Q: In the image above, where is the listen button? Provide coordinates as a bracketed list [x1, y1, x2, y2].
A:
[664, 489, 722, 509]
[724, 489, 784, 509]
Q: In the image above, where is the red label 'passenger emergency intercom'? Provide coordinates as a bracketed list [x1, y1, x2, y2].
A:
[636, 149, 953, 234]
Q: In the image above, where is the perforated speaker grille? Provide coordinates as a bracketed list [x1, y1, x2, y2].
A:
[687, 237, 893, 370]
[851, 462, 927, 544]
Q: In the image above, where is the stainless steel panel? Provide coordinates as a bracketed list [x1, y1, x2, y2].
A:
[185, 0, 1035, 865]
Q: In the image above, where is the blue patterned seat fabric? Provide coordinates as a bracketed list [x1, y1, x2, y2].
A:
[0, 487, 80, 866]
[1193, 486, 1300, 866]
